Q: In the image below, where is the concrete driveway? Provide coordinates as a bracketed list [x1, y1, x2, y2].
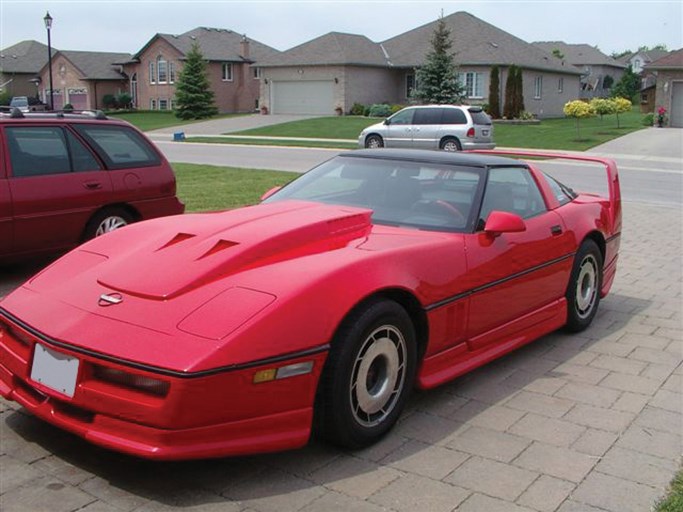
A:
[147, 113, 319, 137]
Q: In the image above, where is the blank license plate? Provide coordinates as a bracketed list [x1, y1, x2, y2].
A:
[30, 344, 79, 397]
[482, 130, 489, 136]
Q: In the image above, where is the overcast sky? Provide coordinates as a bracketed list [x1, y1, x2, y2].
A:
[1, 0, 681, 57]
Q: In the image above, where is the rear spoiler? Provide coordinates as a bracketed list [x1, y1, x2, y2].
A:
[471, 149, 621, 234]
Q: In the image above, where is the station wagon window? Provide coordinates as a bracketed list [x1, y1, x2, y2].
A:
[5, 127, 102, 177]
[413, 108, 442, 125]
[442, 108, 467, 124]
[73, 125, 161, 169]
[479, 167, 547, 224]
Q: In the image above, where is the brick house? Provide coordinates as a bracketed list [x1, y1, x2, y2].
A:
[36, 50, 130, 110]
[257, 12, 582, 118]
[645, 48, 683, 127]
[123, 27, 280, 113]
[0, 41, 52, 99]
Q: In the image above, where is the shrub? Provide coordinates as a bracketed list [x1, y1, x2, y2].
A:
[390, 104, 404, 114]
[590, 97, 616, 121]
[63, 103, 74, 112]
[612, 97, 632, 128]
[518, 111, 535, 120]
[564, 100, 595, 139]
[0, 91, 11, 106]
[116, 92, 132, 109]
[642, 113, 654, 126]
[350, 102, 365, 116]
[368, 103, 392, 117]
[102, 94, 117, 109]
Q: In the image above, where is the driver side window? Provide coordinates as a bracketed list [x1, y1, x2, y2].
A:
[389, 109, 414, 125]
[480, 167, 547, 224]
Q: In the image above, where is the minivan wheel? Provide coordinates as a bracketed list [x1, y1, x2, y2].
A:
[440, 138, 462, 152]
[85, 208, 134, 240]
[365, 135, 384, 149]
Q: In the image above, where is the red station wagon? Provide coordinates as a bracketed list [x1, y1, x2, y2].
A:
[0, 109, 184, 261]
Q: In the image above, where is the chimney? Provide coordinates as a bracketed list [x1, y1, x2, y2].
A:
[240, 34, 250, 59]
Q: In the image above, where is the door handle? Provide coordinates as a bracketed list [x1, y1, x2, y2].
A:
[83, 181, 102, 190]
[550, 225, 563, 236]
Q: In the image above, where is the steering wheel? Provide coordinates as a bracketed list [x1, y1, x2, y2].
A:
[411, 200, 466, 225]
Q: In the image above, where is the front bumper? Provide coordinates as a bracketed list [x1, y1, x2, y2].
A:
[0, 313, 326, 460]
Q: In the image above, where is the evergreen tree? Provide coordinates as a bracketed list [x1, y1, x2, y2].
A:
[411, 16, 465, 104]
[503, 65, 517, 118]
[488, 66, 501, 118]
[611, 65, 640, 102]
[174, 42, 218, 120]
[515, 67, 525, 115]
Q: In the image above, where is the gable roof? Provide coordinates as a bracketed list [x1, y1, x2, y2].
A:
[645, 48, 683, 69]
[133, 27, 280, 63]
[381, 12, 580, 75]
[53, 50, 131, 80]
[1, 40, 54, 74]
[258, 32, 390, 67]
[532, 41, 626, 68]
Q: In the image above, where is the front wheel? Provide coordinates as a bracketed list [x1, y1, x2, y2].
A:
[365, 135, 384, 149]
[565, 239, 603, 332]
[317, 300, 417, 449]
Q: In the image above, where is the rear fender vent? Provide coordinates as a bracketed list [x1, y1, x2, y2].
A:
[198, 239, 239, 259]
[157, 233, 196, 251]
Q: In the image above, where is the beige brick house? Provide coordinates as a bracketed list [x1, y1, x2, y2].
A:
[123, 27, 280, 113]
[645, 49, 683, 127]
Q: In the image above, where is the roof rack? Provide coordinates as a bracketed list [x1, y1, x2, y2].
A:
[0, 108, 108, 120]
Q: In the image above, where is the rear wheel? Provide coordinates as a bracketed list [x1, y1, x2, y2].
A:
[365, 135, 384, 149]
[440, 138, 462, 152]
[317, 299, 417, 449]
[85, 208, 134, 240]
[566, 239, 602, 332]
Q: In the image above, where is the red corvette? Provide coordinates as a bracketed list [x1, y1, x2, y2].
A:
[0, 149, 621, 460]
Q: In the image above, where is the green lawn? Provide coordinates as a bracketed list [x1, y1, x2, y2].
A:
[107, 111, 246, 132]
[655, 469, 683, 512]
[223, 109, 647, 151]
[173, 163, 298, 212]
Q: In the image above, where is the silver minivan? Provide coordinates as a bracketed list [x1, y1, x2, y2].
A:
[358, 105, 495, 151]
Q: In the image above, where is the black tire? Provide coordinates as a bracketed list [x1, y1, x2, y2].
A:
[565, 239, 603, 332]
[440, 137, 462, 152]
[84, 208, 134, 240]
[365, 134, 384, 149]
[317, 299, 417, 449]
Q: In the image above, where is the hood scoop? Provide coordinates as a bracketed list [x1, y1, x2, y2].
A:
[97, 201, 372, 300]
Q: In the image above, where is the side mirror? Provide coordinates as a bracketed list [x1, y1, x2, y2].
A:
[484, 211, 526, 235]
[383, 118, 390, 125]
[260, 186, 282, 201]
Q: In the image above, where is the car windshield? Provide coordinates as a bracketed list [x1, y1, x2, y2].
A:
[10, 98, 28, 107]
[264, 156, 484, 232]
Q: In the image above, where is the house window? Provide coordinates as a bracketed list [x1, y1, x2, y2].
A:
[458, 72, 484, 99]
[159, 99, 169, 110]
[534, 76, 543, 99]
[157, 57, 168, 83]
[253, 67, 261, 79]
[150, 98, 157, 110]
[170, 98, 176, 110]
[149, 61, 155, 84]
[222, 63, 233, 81]
[558, 77, 564, 93]
[406, 74, 415, 98]
[169, 62, 176, 84]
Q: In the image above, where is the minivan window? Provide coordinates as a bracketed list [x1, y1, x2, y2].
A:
[6, 127, 72, 177]
[74, 124, 161, 169]
[469, 108, 492, 126]
[413, 108, 442, 125]
[442, 108, 467, 125]
[388, 109, 414, 125]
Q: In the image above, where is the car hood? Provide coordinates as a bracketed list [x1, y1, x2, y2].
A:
[3, 201, 457, 371]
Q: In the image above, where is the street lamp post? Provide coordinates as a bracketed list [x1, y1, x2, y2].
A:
[44, 11, 54, 111]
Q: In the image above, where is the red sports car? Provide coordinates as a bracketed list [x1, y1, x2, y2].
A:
[0, 149, 621, 460]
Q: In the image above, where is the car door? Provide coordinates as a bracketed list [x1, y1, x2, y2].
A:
[383, 108, 415, 148]
[463, 166, 575, 351]
[410, 107, 443, 149]
[5, 125, 113, 254]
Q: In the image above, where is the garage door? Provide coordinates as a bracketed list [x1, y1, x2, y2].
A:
[271, 80, 334, 115]
[670, 81, 683, 128]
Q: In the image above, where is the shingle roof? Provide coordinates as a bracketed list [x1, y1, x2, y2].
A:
[258, 32, 390, 67]
[57, 50, 131, 80]
[381, 12, 580, 75]
[1, 40, 53, 74]
[532, 41, 626, 68]
[645, 48, 683, 69]
[135, 27, 280, 63]
[638, 49, 671, 63]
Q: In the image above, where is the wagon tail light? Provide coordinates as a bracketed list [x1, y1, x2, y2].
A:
[93, 365, 170, 397]
[466, 127, 475, 138]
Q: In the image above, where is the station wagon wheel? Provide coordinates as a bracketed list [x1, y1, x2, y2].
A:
[84, 208, 134, 240]
[317, 299, 417, 449]
[365, 135, 384, 149]
[440, 137, 462, 152]
[565, 239, 603, 332]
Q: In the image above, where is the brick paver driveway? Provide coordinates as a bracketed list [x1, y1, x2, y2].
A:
[1, 144, 681, 512]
